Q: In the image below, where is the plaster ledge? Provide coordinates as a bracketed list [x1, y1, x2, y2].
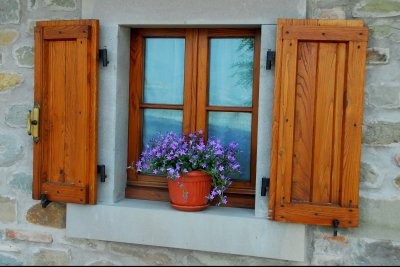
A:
[67, 199, 305, 262]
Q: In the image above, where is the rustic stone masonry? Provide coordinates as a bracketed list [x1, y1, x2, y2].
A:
[0, 0, 399, 265]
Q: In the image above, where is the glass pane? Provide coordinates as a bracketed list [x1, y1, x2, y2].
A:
[209, 38, 254, 107]
[142, 109, 183, 147]
[208, 112, 252, 181]
[143, 38, 185, 105]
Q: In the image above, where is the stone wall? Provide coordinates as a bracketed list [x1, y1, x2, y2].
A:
[0, 0, 399, 265]
[307, 0, 400, 265]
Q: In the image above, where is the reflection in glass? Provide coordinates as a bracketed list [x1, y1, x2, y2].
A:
[144, 38, 185, 105]
[209, 38, 254, 107]
[142, 109, 183, 147]
[208, 112, 252, 181]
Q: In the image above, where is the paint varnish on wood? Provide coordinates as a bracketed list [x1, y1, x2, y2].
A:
[269, 19, 368, 227]
[33, 20, 99, 205]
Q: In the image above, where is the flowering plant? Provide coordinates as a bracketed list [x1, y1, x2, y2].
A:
[130, 131, 241, 205]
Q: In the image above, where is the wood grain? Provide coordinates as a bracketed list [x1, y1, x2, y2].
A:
[269, 19, 368, 227]
[282, 25, 368, 42]
[292, 42, 318, 203]
[33, 20, 99, 205]
[43, 25, 91, 40]
[311, 43, 337, 204]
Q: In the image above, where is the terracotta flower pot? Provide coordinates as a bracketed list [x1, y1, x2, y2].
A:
[167, 170, 212, 211]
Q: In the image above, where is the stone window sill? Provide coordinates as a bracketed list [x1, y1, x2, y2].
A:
[66, 199, 305, 261]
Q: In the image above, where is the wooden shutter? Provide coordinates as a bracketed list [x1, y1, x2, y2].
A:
[268, 19, 368, 227]
[32, 20, 99, 204]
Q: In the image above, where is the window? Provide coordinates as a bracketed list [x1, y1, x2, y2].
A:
[127, 28, 261, 208]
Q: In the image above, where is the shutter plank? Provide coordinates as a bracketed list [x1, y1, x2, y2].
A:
[331, 43, 347, 205]
[276, 203, 358, 227]
[48, 40, 67, 183]
[64, 40, 77, 184]
[341, 41, 367, 208]
[276, 39, 298, 205]
[311, 43, 337, 204]
[292, 42, 318, 203]
[43, 25, 91, 40]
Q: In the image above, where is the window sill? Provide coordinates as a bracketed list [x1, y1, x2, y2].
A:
[66, 199, 305, 261]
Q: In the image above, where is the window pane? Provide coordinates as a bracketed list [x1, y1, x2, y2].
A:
[143, 38, 185, 105]
[209, 38, 254, 107]
[208, 112, 252, 181]
[142, 109, 183, 147]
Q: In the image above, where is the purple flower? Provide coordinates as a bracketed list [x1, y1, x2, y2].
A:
[129, 130, 241, 206]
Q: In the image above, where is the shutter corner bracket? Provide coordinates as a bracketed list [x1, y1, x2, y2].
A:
[266, 49, 276, 70]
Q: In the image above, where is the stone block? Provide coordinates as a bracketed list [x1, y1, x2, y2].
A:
[367, 48, 390, 65]
[0, 72, 24, 92]
[360, 161, 381, 188]
[365, 84, 400, 109]
[359, 240, 400, 265]
[9, 172, 32, 193]
[363, 122, 400, 145]
[0, 0, 20, 24]
[44, 0, 77, 11]
[6, 229, 53, 243]
[0, 244, 21, 253]
[27, 0, 38, 11]
[109, 243, 175, 265]
[0, 134, 24, 167]
[13, 46, 34, 68]
[353, 0, 400, 18]
[0, 196, 17, 224]
[0, 29, 19, 45]
[0, 254, 23, 266]
[86, 260, 119, 266]
[32, 249, 71, 266]
[370, 23, 400, 42]
[395, 154, 400, 167]
[360, 197, 400, 230]
[5, 104, 31, 128]
[26, 203, 66, 229]
[393, 176, 400, 190]
[318, 7, 346, 19]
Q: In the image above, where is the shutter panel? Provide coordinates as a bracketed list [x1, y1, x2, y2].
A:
[32, 20, 99, 205]
[269, 19, 368, 227]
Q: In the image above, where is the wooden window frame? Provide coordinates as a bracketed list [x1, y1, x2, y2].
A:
[127, 28, 261, 209]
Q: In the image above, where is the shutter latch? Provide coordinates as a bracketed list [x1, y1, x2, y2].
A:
[97, 165, 107, 183]
[41, 194, 51, 209]
[333, 219, 340, 236]
[266, 49, 276, 70]
[261, 177, 270, 196]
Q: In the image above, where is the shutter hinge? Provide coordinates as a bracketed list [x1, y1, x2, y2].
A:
[41, 194, 51, 209]
[97, 165, 107, 183]
[261, 177, 270, 196]
[266, 49, 276, 70]
[99, 48, 109, 67]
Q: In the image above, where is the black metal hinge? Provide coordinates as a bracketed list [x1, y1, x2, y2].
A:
[266, 49, 276, 70]
[261, 177, 270, 196]
[97, 165, 107, 183]
[99, 48, 109, 67]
